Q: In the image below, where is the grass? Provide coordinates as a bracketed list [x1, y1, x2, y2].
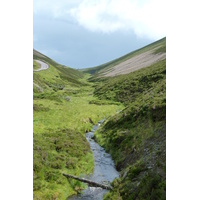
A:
[33, 97, 122, 199]
[33, 38, 166, 199]
[33, 128, 93, 199]
[33, 60, 41, 70]
[93, 59, 166, 105]
[33, 54, 123, 199]
[34, 94, 124, 134]
[93, 59, 166, 199]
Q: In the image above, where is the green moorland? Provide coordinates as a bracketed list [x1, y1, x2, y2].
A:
[33, 51, 124, 199]
[93, 59, 166, 199]
[33, 36, 166, 200]
[33, 60, 41, 70]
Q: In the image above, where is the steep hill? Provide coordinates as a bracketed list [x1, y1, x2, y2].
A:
[82, 37, 166, 80]
[33, 49, 84, 92]
[91, 41, 166, 199]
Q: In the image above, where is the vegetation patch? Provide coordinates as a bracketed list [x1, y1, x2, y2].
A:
[33, 60, 41, 70]
[89, 99, 121, 105]
[33, 40, 166, 199]
[153, 45, 166, 54]
[33, 52, 123, 199]
[33, 104, 50, 112]
[93, 59, 166, 199]
[33, 128, 93, 199]
[93, 59, 166, 105]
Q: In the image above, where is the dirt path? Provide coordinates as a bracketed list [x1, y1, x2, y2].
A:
[34, 60, 49, 72]
[103, 48, 166, 77]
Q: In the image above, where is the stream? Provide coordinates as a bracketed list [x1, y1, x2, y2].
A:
[68, 120, 119, 200]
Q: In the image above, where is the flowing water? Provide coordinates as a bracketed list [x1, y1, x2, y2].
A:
[68, 120, 119, 200]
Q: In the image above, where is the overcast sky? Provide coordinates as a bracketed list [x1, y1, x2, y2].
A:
[33, 0, 166, 69]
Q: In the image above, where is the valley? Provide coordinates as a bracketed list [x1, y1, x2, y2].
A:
[33, 37, 166, 200]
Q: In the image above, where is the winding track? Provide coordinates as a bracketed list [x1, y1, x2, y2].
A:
[34, 60, 49, 72]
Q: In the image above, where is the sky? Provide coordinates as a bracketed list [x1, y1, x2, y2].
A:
[33, 0, 166, 69]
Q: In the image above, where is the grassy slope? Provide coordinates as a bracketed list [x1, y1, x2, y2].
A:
[33, 60, 41, 70]
[93, 59, 166, 199]
[81, 37, 166, 80]
[33, 50, 123, 199]
[33, 36, 166, 199]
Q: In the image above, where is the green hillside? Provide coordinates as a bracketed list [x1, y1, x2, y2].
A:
[94, 59, 166, 199]
[33, 50, 123, 199]
[33, 49, 84, 92]
[33, 36, 166, 200]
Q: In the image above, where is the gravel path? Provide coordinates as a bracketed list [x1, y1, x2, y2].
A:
[34, 60, 49, 72]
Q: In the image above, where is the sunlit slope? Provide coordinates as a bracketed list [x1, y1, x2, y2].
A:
[33, 50, 123, 199]
[33, 49, 85, 93]
[82, 37, 166, 80]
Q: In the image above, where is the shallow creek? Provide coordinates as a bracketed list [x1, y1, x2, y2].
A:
[68, 120, 119, 200]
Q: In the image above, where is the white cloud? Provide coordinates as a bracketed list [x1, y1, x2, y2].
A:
[33, 0, 166, 40]
[69, 0, 166, 39]
[33, 0, 81, 18]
